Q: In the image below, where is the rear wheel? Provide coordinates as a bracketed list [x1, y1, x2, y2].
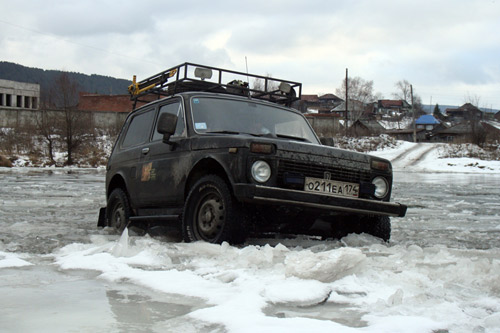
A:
[280, 212, 318, 235]
[107, 188, 131, 233]
[182, 175, 246, 244]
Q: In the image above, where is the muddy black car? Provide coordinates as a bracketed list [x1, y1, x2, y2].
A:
[98, 63, 406, 243]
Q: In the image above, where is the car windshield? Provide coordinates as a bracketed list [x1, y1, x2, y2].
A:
[190, 96, 319, 144]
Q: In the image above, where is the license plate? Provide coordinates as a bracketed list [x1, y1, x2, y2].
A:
[304, 177, 359, 198]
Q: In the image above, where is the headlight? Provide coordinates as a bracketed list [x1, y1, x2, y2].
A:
[251, 160, 271, 183]
[372, 176, 389, 198]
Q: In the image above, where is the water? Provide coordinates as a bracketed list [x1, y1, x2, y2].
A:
[1, 168, 499, 332]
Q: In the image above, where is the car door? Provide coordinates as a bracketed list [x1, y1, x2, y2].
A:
[112, 107, 156, 208]
[135, 98, 191, 207]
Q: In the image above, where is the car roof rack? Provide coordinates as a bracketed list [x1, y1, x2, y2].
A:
[128, 62, 302, 109]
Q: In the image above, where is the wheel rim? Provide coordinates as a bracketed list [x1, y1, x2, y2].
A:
[195, 192, 225, 241]
[111, 203, 126, 231]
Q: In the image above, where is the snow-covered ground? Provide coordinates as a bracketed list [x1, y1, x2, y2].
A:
[1, 142, 500, 333]
[372, 141, 500, 173]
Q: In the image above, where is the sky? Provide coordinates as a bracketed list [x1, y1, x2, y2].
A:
[1, 0, 500, 110]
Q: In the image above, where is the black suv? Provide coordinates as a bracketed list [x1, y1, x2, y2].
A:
[98, 63, 406, 243]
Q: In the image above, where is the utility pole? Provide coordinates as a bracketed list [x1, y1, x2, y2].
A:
[345, 68, 348, 136]
[411, 84, 416, 143]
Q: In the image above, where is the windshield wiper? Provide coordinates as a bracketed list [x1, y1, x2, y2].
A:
[205, 131, 308, 143]
[275, 134, 310, 142]
[206, 131, 267, 137]
[205, 130, 240, 135]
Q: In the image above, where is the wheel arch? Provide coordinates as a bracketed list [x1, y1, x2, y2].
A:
[107, 173, 128, 199]
[184, 157, 234, 199]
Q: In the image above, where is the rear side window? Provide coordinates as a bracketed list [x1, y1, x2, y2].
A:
[121, 109, 155, 148]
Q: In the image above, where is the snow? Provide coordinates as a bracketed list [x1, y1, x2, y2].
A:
[2, 140, 500, 332]
[46, 230, 500, 333]
[378, 118, 413, 130]
[0, 251, 33, 268]
[371, 141, 500, 173]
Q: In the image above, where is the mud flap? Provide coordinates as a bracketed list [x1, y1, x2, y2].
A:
[97, 207, 107, 227]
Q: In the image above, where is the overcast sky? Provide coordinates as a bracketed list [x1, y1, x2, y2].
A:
[1, 0, 500, 109]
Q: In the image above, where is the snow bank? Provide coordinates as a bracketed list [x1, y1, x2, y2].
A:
[371, 141, 500, 173]
[0, 251, 33, 268]
[52, 229, 500, 332]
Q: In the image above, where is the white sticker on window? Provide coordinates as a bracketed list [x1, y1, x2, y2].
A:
[195, 122, 207, 130]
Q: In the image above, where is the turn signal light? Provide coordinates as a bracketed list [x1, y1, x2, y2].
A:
[250, 142, 274, 154]
[371, 160, 390, 171]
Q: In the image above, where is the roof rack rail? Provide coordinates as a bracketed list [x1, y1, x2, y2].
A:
[128, 62, 302, 108]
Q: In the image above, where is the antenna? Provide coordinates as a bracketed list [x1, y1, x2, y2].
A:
[245, 56, 250, 80]
[245, 56, 250, 97]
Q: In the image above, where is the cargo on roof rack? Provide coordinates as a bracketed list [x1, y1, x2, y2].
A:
[128, 62, 302, 108]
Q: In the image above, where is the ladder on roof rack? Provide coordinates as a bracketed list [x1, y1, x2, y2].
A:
[128, 62, 302, 109]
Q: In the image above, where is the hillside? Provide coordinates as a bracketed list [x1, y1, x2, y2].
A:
[0, 61, 131, 98]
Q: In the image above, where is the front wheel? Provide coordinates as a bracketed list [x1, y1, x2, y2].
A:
[106, 188, 131, 233]
[328, 215, 391, 241]
[182, 175, 246, 244]
[364, 215, 391, 241]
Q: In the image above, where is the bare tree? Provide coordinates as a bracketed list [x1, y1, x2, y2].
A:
[393, 80, 425, 117]
[252, 73, 280, 93]
[464, 92, 481, 107]
[463, 93, 487, 147]
[335, 76, 375, 122]
[47, 73, 91, 165]
[392, 79, 412, 103]
[36, 110, 60, 164]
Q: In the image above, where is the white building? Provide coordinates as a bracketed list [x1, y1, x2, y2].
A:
[0, 79, 40, 109]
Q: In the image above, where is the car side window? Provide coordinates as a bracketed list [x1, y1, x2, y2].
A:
[121, 109, 155, 148]
[152, 101, 185, 141]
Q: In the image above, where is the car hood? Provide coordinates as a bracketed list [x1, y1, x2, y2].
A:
[190, 135, 388, 169]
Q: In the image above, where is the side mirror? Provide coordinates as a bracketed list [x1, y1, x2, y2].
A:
[157, 112, 178, 144]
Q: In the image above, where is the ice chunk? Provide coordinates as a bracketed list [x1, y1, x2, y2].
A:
[387, 288, 404, 306]
[0, 251, 33, 268]
[264, 278, 331, 306]
[285, 248, 365, 282]
[484, 312, 500, 330]
[112, 228, 129, 257]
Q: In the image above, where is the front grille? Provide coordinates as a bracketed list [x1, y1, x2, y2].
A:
[277, 159, 371, 185]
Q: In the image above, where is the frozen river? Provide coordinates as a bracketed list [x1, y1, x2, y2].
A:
[1, 168, 500, 332]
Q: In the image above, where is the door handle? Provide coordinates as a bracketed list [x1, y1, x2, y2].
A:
[141, 147, 150, 155]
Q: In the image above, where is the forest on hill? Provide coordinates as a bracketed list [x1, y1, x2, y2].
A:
[0, 61, 131, 98]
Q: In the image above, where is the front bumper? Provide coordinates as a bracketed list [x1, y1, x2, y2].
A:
[234, 184, 407, 217]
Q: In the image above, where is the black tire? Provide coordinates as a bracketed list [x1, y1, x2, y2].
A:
[182, 175, 246, 244]
[106, 188, 131, 233]
[280, 213, 317, 235]
[365, 215, 391, 242]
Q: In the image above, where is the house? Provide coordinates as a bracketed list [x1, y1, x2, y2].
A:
[293, 93, 343, 114]
[376, 100, 411, 117]
[293, 94, 319, 113]
[495, 111, 500, 122]
[445, 103, 483, 122]
[318, 93, 343, 110]
[482, 121, 500, 141]
[432, 122, 474, 142]
[386, 128, 426, 142]
[77, 92, 158, 113]
[77, 93, 133, 113]
[349, 119, 386, 137]
[304, 113, 342, 138]
[415, 114, 440, 131]
[331, 99, 369, 119]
